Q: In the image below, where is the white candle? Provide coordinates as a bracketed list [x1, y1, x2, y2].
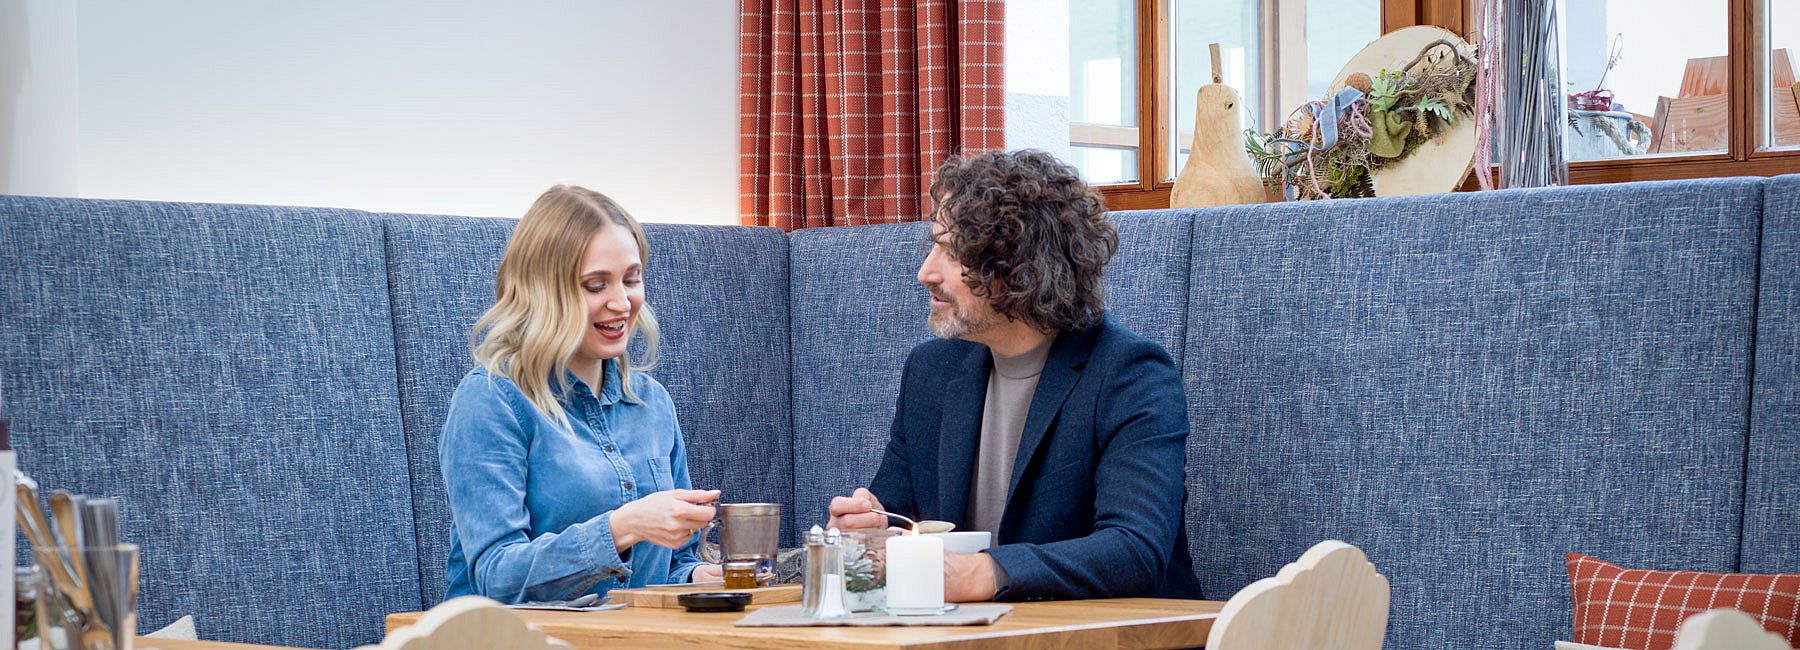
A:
[884, 532, 944, 613]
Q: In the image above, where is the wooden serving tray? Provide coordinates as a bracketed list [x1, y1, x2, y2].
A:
[609, 582, 802, 609]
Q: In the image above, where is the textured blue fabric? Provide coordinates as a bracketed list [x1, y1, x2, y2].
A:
[787, 221, 939, 542]
[786, 217, 1196, 542]
[634, 224, 794, 540]
[7, 176, 1793, 649]
[380, 213, 516, 608]
[384, 215, 797, 606]
[1745, 174, 1800, 573]
[440, 363, 702, 603]
[1095, 213, 1194, 371]
[1181, 178, 1763, 650]
[0, 197, 420, 649]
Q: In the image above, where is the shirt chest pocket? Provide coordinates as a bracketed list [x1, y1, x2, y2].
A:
[648, 457, 676, 492]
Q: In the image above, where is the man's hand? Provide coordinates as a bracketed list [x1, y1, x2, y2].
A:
[827, 487, 890, 530]
[944, 551, 999, 602]
[609, 488, 720, 551]
[690, 563, 723, 583]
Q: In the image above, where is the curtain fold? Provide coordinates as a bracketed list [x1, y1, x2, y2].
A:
[740, 0, 1005, 230]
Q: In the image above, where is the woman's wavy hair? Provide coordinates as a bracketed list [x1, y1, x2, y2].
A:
[471, 185, 660, 430]
[929, 149, 1117, 334]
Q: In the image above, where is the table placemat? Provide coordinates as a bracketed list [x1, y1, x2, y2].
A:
[734, 604, 1013, 627]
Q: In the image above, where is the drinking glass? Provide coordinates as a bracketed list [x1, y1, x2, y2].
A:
[16, 564, 41, 648]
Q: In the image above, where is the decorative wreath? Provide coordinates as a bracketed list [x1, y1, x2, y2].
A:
[1246, 40, 1478, 200]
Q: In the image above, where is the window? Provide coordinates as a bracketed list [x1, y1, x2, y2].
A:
[1168, 0, 1262, 181]
[1005, 0, 1798, 208]
[1069, 0, 1140, 184]
[1169, 0, 1381, 178]
[1563, 0, 1732, 161]
[1553, 0, 1800, 183]
[1007, 0, 1380, 204]
[1768, 0, 1799, 149]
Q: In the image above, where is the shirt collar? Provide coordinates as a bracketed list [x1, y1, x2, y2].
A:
[565, 358, 640, 406]
[991, 333, 1056, 380]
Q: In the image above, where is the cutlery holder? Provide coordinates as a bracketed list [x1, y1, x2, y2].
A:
[34, 544, 137, 650]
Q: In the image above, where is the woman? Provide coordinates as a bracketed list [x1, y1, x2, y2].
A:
[441, 185, 721, 603]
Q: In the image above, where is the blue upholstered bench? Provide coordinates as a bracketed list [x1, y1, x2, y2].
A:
[2, 175, 1795, 648]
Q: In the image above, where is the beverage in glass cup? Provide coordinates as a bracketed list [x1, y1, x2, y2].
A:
[697, 503, 782, 588]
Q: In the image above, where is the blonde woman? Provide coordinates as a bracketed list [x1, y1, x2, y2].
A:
[441, 185, 721, 603]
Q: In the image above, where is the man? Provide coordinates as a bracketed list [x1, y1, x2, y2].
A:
[828, 149, 1203, 602]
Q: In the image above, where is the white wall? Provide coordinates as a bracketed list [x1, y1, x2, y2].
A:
[1, 0, 80, 196]
[7, 0, 740, 224]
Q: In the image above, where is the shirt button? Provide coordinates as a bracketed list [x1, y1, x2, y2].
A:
[604, 444, 615, 453]
[624, 481, 635, 491]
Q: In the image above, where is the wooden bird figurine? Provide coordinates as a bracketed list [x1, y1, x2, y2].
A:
[1170, 43, 1268, 208]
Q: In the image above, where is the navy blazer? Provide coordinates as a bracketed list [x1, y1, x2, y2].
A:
[869, 314, 1204, 601]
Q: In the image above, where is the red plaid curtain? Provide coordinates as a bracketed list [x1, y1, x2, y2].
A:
[739, 0, 1005, 230]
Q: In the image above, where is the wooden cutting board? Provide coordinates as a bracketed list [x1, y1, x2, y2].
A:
[608, 582, 802, 609]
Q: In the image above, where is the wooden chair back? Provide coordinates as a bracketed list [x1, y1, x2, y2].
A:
[356, 596, 573, 650]
[1205, 540, 1390, 650]
[1653, 49, 1798, 152]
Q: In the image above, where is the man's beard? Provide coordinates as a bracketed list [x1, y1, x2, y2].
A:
[927, 297, 1002, 340]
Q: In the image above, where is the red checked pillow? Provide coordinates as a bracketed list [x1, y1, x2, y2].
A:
[1566, 552, 1800, 650]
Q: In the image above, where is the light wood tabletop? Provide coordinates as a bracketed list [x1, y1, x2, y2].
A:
[387, 597, 1224, 650]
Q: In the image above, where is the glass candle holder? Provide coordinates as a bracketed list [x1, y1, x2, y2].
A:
[843, 528, 900, 613]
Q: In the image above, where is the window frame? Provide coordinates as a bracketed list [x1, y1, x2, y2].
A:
[1070, 0, 1165, 210]
[1083, 0, 1800, 210]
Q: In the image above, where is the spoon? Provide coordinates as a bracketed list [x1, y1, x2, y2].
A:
[866, 508, 916, 529]
[16, 482, 83, 607]
[866, 509, 956, 533]
[916, 520, 956, 534]
[50, 491, 88, 587]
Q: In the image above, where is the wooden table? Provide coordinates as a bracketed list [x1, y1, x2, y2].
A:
[387, 598, 1224, 649]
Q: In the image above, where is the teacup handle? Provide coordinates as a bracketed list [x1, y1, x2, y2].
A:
[696, 513, 723, 564]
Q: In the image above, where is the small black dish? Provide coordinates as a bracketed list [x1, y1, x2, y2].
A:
[678, 592, 751, 613]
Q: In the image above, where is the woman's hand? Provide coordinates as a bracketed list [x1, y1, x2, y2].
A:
[609, 488, 719, 552]
[690, 563, 723, 583]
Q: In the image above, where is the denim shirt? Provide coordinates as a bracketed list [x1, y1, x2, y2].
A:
[440, 359, 704, 603]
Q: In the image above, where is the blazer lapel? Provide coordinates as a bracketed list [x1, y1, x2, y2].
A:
[935, 345, 990, 527]
[1005, 326, 1097, 499]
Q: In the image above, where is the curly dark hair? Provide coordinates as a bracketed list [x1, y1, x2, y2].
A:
[928, 149, 1118, 334]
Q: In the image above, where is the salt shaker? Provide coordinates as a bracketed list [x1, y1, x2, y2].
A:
[801, 525, 851, 620]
